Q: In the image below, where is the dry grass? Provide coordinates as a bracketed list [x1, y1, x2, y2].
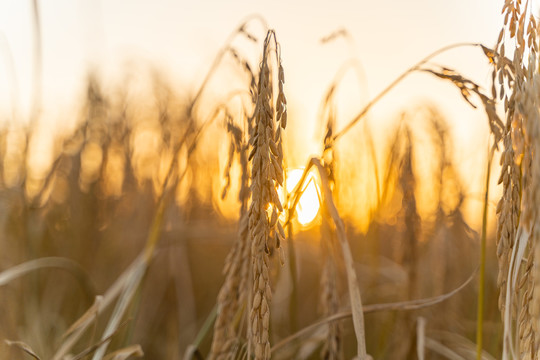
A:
[2, 1, 540, 359]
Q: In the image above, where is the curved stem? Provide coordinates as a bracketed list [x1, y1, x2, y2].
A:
[190, 14, 268, 116]
[272, 265, 477, 354]
[476, 144, 495, 360]
[293, 157, 368, 359]
[332, 42, 482, 141]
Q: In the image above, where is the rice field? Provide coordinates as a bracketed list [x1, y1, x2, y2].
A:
[0, 1, 538, 359]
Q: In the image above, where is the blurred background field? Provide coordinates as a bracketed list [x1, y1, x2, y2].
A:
[0, 1, 521, 359]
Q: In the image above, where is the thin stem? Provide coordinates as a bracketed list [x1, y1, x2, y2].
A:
[271, 266, 477, 354]
[310, 157, 368, 359]
[287, 221, 298, 334]
[190, 14, 268, 116]
[332, 42, 482, 141]
[476, 145, 495, 360]
[194, 306, 218, 352]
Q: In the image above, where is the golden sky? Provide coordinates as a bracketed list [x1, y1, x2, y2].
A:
[0, 0, 504, 122]
[0, 0, 532, 229]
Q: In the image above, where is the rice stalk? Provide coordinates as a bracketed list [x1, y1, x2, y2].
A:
[189, 14, 268, 118]
[332, 42, 486, 141]
[476, 145, 495, 360]
[489, 1, 538, 358]
[247, 29, 287, 360]
[513, 56, 540, 360]
[292, 157, 370, 360]
[209, 116, 251, 360]
[495, 118, 522, 317]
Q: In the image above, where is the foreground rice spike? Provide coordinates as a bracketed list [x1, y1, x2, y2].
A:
[495, 114, 521, 317]
[491, 18, 523, 324]
[515, 54, 540, 360]
[247, 30, 287, 360]
[490, 1, 538, 358]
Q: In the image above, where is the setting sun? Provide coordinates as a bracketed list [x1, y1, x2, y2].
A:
[284, 168, 321, 226]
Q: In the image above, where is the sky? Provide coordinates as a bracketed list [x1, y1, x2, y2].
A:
[0, 0, 504, 123]
[0, 0, 532, 228]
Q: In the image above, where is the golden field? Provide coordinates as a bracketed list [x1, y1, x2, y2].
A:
[0, 1, 538, 359]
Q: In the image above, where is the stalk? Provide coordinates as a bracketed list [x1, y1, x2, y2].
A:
[476, 146, 494, 360]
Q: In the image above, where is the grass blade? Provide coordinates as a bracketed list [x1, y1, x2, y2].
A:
[5, 340, 41, 360]
[310, 158, 370, 360]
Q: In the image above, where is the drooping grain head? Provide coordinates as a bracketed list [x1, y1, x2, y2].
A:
[516, 55, 540, 360]
[209, 117, 251, 360]
[492, 1, 539, 358]
[495, 113, 522, 317]
[247, 30, 287, 360]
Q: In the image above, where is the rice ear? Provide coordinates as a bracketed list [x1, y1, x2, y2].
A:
[247, 30, 287, 360]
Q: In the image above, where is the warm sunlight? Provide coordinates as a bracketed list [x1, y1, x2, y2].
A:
[1, 1, 531, 358]
[285, 168, 321, 227]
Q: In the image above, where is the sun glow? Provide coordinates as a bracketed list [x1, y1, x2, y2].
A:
[284, 168, 321, 227]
